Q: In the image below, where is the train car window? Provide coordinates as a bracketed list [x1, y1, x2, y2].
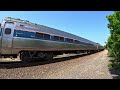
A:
[5, 28, 11, 34]
[74, 40, 80, 44]
[65, 38, 73, 43]
[65, 38, 67, 42]
[51, 36, 54, 40]
[89, 43, 94, 46]
[44, 34, 50, 40]
[69, 39, 73, 43]
[80, 42, 92, 46]
[24, 31, 35, 38]
[14, 30, 24, 37]
[59, 37, 64, 42]
[20, 24, 24, 27]
[80, 41, 86, 45]
[54, 36, 59, 41]
[65, 38, 69, 42]
[35, 32, 44, 38]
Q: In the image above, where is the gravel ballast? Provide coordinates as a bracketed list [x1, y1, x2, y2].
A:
[0, 50, 112, 79]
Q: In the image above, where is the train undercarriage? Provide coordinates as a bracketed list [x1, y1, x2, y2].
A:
[0, 49, 104, 63]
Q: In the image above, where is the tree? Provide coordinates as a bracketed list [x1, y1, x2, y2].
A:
[106, 11, 120, 63]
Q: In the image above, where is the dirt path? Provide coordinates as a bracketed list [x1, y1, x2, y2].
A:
[0, 50, 113, 79]
[41, 50, 112, 79]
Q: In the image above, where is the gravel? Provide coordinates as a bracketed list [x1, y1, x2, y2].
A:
[0, 50, 113, 79]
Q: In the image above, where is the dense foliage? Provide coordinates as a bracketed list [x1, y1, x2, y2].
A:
[106, 11, 120, 68]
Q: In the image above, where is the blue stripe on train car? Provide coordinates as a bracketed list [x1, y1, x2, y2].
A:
[13, 29, 77, 44]
[14, 29, 35, 38]
[0, 28, 1, 36]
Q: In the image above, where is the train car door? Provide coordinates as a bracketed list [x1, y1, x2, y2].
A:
[1, 22, 14, 54]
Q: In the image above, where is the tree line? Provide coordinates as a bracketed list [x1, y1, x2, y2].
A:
[106, 11, 120, 69]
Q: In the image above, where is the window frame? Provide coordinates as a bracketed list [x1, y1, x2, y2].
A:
[35, 32, 44, 39]
[65, 38, 73, 43]
[53, 36, 60, 41]
[59, 36, 64, 42]
[44, 33, 50, 40]
[74, 40, 80, 44]
[4, 28, 11, 34]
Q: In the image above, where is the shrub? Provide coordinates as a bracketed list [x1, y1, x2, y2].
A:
[106, 11, 120, 69]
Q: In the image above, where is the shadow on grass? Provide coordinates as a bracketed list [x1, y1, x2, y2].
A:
[109, 68, 120, 79]
[108, 61, 120, 79]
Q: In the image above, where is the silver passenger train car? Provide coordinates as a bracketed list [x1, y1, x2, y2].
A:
[0, 17, 104, 62]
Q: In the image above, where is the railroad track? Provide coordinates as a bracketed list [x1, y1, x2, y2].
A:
[0, 52, 95, 69]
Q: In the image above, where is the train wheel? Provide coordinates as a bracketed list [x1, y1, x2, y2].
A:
[20, 52, 32, 63]
[44, 53, 53, 61]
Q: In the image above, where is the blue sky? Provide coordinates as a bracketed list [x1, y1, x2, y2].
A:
[0, 11, 114, 46]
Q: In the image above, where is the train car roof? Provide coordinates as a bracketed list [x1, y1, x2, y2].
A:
[35, 25, 96, 45]
[4, 17, 97, 45]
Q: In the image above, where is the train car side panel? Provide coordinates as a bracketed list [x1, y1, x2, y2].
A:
[12, 37, 96, 54]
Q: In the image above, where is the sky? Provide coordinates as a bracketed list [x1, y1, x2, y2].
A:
[0, 11, 114, 46]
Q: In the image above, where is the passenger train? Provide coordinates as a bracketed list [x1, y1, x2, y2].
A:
[0, 17, 104, 62]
